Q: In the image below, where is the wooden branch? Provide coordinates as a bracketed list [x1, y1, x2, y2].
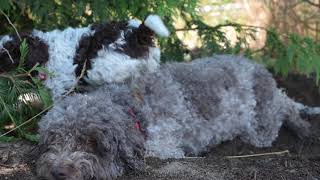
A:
[289, 10, 319, 32]
[225, 150, 289, 159]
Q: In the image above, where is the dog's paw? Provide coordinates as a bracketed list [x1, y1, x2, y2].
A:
[285, 117, 311, 139]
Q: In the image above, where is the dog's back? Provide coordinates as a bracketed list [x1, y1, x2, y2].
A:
[138, 55, 310, 158]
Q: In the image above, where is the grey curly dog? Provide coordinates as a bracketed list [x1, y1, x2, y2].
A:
[37, 55, 317, 180]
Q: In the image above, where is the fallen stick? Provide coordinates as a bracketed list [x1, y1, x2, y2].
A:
[225, 150, 290, 159]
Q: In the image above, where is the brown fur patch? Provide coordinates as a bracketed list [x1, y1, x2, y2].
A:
[0, 33, 49, 74]
[74, 21, 128, 79]
[120, 24, 154, 58]
[74, 22, 155, 82]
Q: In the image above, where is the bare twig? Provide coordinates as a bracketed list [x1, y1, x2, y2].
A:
[290, 10, 319, 31]
[0, 9, 21, 41]
[175, 23, 267, 32]
[0, 63, 40, 80]
[26, 62, 39, 76]
[0, 47, 14, 63]
[63, 59, 87, 97]
[303, 0, 320, 8]
[225, 150, 290, 159]
[0, 104, 53, 138]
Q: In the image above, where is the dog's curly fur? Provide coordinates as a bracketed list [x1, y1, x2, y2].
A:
[37, 55, 313, 180]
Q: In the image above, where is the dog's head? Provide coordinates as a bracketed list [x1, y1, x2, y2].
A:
[37, 94, 145, 180]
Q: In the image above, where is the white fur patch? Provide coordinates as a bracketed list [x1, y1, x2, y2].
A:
[0, 35, 12, 49]
[144, 15, 170, 37]
[86, 47, 161, 85]
[127, 19, 141, 28]
[33, 27, 94, 99]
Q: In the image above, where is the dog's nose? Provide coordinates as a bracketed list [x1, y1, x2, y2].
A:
[51, 167, 68, 180]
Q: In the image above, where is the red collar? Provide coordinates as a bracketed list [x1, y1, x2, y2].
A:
[128, 108, 142, 131]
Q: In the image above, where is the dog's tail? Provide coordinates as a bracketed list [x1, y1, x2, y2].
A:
[128, 14, 170, 37]
[143, 14, 170, 37]
[283, 95, 320, 117]
[299, 105, 320, 118]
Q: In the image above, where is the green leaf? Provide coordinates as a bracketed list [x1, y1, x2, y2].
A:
[286, 43, 296, 64]
[19, 39, 29, 68]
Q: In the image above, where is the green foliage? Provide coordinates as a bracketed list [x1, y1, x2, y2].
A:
[19, 39, 29, 67]
[0, 39, 52, 142]
[260, 28, 320, 84]
[0, 0, 193, 31]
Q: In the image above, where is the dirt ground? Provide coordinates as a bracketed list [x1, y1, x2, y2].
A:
[0, 74, 320, 180]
